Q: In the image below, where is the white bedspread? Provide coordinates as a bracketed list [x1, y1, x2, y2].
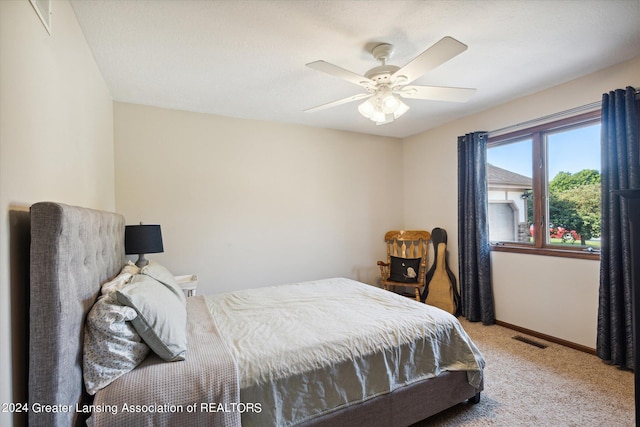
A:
[206, 277, 484, 426]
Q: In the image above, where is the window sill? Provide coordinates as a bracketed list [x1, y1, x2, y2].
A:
[490, 243, 600, 260]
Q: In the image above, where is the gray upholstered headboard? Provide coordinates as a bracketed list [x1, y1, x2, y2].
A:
[29, 202, 125, 427]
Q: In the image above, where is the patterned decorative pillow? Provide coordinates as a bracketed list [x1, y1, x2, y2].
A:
[388, 256, 421, 283]
[120, 260, 140, 277]
[83, 265, 150, 395]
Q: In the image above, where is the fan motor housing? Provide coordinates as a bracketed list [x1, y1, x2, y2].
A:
[365, 65, 400, 83]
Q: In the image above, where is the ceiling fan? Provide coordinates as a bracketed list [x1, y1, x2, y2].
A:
[304, 36, 476, 125]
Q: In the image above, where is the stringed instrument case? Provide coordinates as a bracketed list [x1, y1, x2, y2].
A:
[421, 227, 461, 316]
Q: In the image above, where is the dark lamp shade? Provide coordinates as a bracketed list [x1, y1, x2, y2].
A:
[125, 224, 164, 255]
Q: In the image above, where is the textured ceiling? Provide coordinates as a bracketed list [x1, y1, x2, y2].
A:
[70, 0, 640, 138]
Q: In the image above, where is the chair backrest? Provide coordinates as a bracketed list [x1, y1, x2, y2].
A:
[384, 230, 431, 285]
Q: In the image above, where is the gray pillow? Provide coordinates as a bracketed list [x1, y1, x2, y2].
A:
[140, 260, 186, 305]
[117, 274, 187, 361]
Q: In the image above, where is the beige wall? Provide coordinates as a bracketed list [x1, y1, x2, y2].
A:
[403, 56, 640, 348]
[114, 103, 403, 294]
[0, 1, 114, 424]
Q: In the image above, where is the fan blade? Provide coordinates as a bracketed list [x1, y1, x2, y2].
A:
[397, 85, 476, 103]
[304, 93, 371, 113]
[392, 37, 468, 85]
[306, 60, 374, 87]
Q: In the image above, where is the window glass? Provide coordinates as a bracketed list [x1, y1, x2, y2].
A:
[486, 111, 600, 258]
[545, 123, 601, 248]
[487, 138, 533, 244]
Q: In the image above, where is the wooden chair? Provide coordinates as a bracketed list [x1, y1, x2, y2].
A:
[377, 230, 431, 301]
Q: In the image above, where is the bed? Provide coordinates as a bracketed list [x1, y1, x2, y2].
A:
[28, 201, 484, 426]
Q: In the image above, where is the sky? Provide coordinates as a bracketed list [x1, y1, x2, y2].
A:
[487, 123, 601, 180]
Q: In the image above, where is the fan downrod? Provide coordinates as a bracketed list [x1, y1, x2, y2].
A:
[365, 43, 400, 84]
[371, 43, 393, 64]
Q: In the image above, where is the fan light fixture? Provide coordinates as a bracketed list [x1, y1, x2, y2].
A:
[357, 90, 409, 125]
[305, 37, 476, 125]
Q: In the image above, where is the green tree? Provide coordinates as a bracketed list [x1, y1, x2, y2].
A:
[548, 170, 601, 245]
[549, 169, 600, 192]
[548, 193, 584, 243]
[557, 183, 600, 239]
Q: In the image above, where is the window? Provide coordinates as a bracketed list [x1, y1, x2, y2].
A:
[487, 111, 600, 259]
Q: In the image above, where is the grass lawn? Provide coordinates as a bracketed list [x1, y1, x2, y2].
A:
[528, 237, 601, 248]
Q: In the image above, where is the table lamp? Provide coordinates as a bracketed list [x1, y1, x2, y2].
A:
[125, 223, 164, 267]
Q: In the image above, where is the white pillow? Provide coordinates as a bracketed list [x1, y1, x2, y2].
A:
[117, 274, 187, 362]
[83, 265, 149, 395]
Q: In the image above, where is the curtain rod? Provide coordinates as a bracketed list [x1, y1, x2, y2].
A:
[488, 88, 640, 137]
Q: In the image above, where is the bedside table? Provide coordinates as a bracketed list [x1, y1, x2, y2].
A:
[175, 275, 199, 297]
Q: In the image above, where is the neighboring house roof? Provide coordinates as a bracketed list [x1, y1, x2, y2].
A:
[487, 163, 532, 188]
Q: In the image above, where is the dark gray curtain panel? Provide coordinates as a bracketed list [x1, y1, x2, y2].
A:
[457, 132, 495, 325]
[597, 86, 640, 370]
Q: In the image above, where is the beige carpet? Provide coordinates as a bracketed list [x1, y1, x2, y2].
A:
[414, 318, 634, 426]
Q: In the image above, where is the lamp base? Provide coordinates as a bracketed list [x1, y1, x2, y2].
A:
[135, 254, 149, 268]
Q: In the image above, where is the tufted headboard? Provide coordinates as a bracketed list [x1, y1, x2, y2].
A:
[29, 202, 125, 427]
